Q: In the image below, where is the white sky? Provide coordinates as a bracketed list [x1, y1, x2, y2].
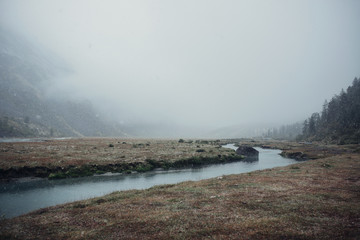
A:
[1, 0, 359, 130]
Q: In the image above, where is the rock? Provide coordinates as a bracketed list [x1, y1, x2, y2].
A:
[236, 146, 259, 157]
[280, 151, 308, 160]
[261, 145, 272, 149]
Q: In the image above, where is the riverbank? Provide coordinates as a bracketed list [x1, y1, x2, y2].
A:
[232, 139, 359, 160]
[0, 138, 244, 180]
[0, 141, 359, 239]
[0, 147, 295, 219]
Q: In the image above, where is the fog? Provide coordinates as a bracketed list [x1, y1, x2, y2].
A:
[1, 0, 359, 137]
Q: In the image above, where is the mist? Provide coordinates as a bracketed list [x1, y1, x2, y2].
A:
[1, 0, 359, 137]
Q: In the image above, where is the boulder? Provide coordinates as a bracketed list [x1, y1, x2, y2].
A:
[235, 146, 259, 157]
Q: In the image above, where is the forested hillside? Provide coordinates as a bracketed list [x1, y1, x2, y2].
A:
[299, 78, 360, 144]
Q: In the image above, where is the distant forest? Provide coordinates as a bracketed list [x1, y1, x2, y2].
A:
[299, 77, 360, 144]
[264, 77, 360, 144]
[263, 122, 303, 141]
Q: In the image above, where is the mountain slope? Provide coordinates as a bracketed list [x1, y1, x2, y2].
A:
[0, 29, 126, 138]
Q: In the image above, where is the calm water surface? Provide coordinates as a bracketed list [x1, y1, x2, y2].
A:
[0, 144, 297, 218]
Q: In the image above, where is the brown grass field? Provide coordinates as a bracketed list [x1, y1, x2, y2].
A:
[0, 138, 240, 179]
[0, 138, 234, 169]
[0, 139, 359, 239]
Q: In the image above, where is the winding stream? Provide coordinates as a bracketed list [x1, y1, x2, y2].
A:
[0, 144, 298, 218]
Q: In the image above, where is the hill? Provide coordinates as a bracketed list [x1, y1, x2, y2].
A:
[0, 29, 126, 138]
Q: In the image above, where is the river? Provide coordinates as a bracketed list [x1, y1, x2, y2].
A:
[0, 144, 298, 219]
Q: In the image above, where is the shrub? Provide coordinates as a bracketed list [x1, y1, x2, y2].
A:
[135, 164, 154, 172]
[48, 172, 67, 179]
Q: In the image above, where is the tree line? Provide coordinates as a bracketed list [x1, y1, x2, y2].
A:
[263, 122, 303, 140]
[299, 77, 360, 144]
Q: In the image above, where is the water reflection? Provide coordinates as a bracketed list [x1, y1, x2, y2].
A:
[0, 145, 296, 219]
[242, 155, 259, 162]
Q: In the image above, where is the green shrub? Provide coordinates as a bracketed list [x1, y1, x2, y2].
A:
[135, 164, 154, 172]
[48, 172, 67, 179]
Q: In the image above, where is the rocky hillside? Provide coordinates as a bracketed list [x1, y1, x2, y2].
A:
[0, 29, 126, 138]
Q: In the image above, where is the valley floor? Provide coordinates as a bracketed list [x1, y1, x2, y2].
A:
[0, 140, 359, 239]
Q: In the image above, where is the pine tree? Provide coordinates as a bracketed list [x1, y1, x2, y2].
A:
[299, 77, 360, 144]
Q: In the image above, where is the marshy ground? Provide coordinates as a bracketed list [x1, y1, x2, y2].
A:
[0, 138, 241, 179]
[0, 139, 359, 239]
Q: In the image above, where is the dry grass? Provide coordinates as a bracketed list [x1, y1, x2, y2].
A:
[0, 138, 231, 168]
[0, 138, 238, 178]
[0, 141, 359, 239]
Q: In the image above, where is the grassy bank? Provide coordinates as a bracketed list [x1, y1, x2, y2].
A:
[0, 142, 359, 239]
[0, 138, 242, 179]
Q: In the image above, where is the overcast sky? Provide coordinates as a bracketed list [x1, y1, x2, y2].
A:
[1, 0, 359, 131]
